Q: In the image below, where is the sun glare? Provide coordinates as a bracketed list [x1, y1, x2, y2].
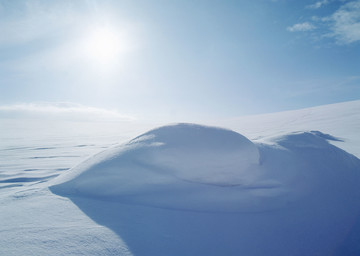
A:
[83, 26, 129, 63]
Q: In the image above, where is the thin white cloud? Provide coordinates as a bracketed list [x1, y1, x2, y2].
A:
[0, 102, 136, 122]
[0, 1, 141, 80]
[0, 1, 76, 46]
[287, 22, 316, 32]
[288, 0, 360, 44]
[306, 0, 330, 9]
[327, 0, 360, 44]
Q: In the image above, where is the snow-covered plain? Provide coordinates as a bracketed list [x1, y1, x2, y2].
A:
[1, 100, 360, 255]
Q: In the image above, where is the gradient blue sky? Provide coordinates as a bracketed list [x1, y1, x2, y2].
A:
[0, 0, 359, 121]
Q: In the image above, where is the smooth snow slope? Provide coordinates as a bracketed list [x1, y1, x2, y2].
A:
[220, 99, 360, 158]
[50, 123, 360, 255]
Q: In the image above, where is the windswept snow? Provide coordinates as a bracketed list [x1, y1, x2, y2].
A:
[49, 123, 360, 255]
[50, 124, 268, 212]
[1, 100, 360, 255]
[50, 124, 360, 214]
[220, 99, 360, 158]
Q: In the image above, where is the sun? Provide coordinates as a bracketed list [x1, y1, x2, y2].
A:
[83, 26, 129, 63]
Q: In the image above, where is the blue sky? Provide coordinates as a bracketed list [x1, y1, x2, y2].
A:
[0, 0, 359, 121]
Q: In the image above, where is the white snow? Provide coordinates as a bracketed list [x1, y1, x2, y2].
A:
[219, 99, 360, 158]
[1, 100, 360, 255]
[50, 124, 265, 212]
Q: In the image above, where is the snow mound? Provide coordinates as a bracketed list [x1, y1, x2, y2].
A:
[50, 124, 263, 212]
[128, 123, 260, 185]
[50, 124, 360, 213]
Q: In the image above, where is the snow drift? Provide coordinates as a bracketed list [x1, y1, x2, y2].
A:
[51, 124, 263, 212]
[50, 123, 360, 214]
[3, 101, 360, 256]
[49, 123, 360, 255]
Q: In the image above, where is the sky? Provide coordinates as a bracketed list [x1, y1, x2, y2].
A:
[0, 0, 359, 122]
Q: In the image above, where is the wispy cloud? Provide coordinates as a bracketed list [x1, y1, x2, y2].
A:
[0, 102, 135, 122]
[0, 1, 76, 46]
[327, 0, 360, 44]
[306, 0, 330, 9]
[287, 22, 316, 32]
[287, 0, 360, 44]
[0, 1, 140, 79]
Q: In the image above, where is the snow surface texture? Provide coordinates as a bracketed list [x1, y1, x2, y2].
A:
[50, 123, 360, 255]
[1, 100, 360, 255]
